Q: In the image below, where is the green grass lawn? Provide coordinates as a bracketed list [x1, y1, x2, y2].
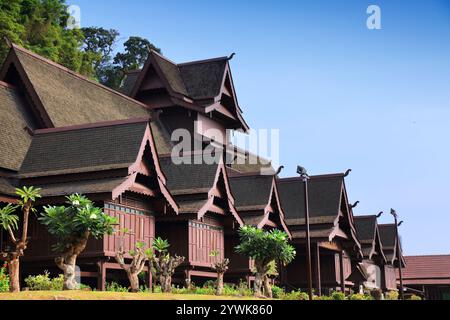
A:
[0, 291, 262, 301]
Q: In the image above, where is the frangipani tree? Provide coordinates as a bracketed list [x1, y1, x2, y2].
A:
[149, 237, 184, 293]
[115, 228, 152, 292]
[0, 186, 41, 292]
[236, 226, 296, 298]
[210, 250, 229, 296]
[39, 194, 117, 290]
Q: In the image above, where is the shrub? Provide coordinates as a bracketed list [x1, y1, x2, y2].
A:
[271, 285, 285, 299]
[348, 293, 374, 300]
[409, 294, 422, 300]
[236, 280, 253, 297]
[330, 291, 346, 300]
[105, 281, 129, 292]
[313, 295, 331, 300]
[0, 264, 10, 292]
[385, 290, 399, 300]
[282, 290, 310, 300]
[24, 272, 64, 291]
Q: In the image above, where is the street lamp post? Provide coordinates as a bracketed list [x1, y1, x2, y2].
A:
[390, 209, 405, 300]
[298, 166, 313, 300]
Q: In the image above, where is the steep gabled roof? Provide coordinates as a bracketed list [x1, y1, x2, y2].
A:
[178, 58, 228, 100]
[277, 174, 344, 221]
[160, 156, 220, 195]
[159, 155, 242, 224]
[0, 44, 150, 128]
[355, 216, 377, 242]
[277, 173, 361, 252]
[129, 50, 249, 131]
[354, 215, 387, 262]
[16, 118, 178, 212]
[20, 119, 150, 178]
[0, 82, 35, 171]
[379, 224, 397, 249]
[229, 173, 290, 235]
[379, 224, 406, 266]
[229, 174, 274, 211]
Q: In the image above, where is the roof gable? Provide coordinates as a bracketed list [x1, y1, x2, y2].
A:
[355, 215, 387, 262]
[1, 44, 150, 128]
[129, 51, 249, 131]
[229, 174, 273, 210]
[277, 175, 344, 220]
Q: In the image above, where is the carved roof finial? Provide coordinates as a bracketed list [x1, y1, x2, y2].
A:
[227, 53, 236, 61]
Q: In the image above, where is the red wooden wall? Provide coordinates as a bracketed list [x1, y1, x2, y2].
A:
[188, 219, 224, 267]
[103, 200, 155, 257]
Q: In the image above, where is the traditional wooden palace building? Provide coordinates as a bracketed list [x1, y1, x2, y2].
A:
[0, 42, 408, 293]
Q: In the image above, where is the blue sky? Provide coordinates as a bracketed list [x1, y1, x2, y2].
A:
[68, 0, 450, 255]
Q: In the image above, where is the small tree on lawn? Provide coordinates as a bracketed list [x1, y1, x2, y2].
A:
[236, 226, 296, 298]
[149, 237, 184, 293]
[39, 194, 117, 290]
[210, 250, 229, 296]
[0, 186, 41, 293]
[115, 228, 152, 292]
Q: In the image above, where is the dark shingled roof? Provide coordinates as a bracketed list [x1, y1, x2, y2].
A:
[0, 177, 17, 196]
[13, 46, 151, 127]
[179, 59, 227, 100]
[277, 175, 344, 221]
[229, 175, 273, 210]
[355, 216, 377, 242]
[159, 156, 220, 194]
[141, 51, 229, 100]
[152, 53, 188, 96]
[379, 224, 397, 248]
[20, 120, 148, 178]
[0, 84, 35, 171]
[34, 177, 127, 197]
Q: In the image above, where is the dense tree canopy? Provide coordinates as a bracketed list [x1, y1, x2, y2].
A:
[0, 0, 160, 89]
[39, 194, 117, 290]
[236, 226, 296, 298]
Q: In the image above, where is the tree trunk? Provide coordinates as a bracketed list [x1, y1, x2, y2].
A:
[254, 271, 264, 297]
[56, 232, 90, 290]
[62, 254, 78, 290]
[263, 275, 273, 299]
[160, 275, 172, 293]
[127, 271, 140, 293]
[8, 258, 20, 293]
[216, 272, 224, 296]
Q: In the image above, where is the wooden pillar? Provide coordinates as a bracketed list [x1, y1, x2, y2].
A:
[339, 251, 345, 293]
[314, 243, 322, 296]
[97, 262, 106, 291]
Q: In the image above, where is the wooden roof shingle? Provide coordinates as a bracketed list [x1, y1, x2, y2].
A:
[11, 46, 151, 127]
[20, 119, 149, 178]
[277, 175, 344, 220]
[0, 83, 35, 171]
[229, 174, 273, 210]
[401, 255, 450, 285]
